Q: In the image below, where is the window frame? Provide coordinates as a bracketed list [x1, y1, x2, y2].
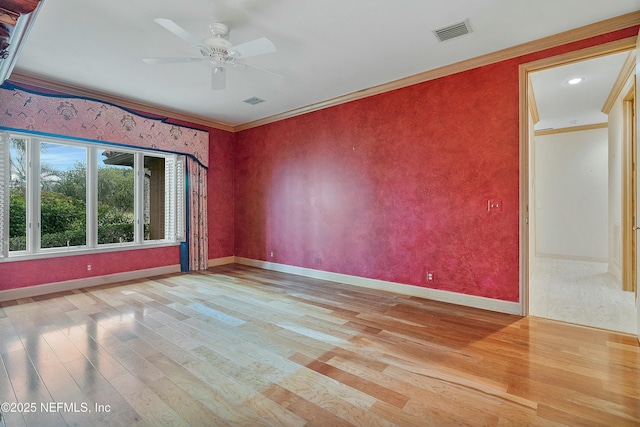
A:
[1, 131, 185, 261]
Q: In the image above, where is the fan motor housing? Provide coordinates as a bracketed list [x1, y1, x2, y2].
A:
[203, 37, 233, 49]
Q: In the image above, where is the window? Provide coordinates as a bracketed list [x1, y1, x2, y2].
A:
[41, 142, 87, 249]
[144, 155, 166, 241]
[8, 140, 26, 251]
[0, 132, 185, 259]
[98, 149, 135, 245]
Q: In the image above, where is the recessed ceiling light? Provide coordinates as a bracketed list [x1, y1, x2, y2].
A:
[567, 77, 584, 85]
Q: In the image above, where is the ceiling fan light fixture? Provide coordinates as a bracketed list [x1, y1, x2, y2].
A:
[210, 23, 230, 38]
[147, 18, 277, 90]
[211, 66, 226, 90]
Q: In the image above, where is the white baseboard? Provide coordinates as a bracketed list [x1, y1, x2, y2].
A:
[2, 256, 521, 316]
[234, 257, 521, 315]
[0, 264, 181, 302]
[535, 252, 608, 263]
[208, 256, 235, 267]
[607, 262, 622, 282]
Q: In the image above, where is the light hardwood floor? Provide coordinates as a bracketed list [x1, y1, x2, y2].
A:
[1, 264, 639, 426]
[529, 257, 637, 335]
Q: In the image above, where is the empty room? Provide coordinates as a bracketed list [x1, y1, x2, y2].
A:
[0, 1, 639, 426]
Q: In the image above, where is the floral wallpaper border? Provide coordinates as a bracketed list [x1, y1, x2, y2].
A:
[0, 82, 209, 167]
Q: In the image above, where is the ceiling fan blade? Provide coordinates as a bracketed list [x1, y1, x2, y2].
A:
[243, 61, 283, 81]
[154, 18, 202, 48]
[142, 57, 204, 64]
[211, 66, 226, 90]
[230, 37, 276, 59]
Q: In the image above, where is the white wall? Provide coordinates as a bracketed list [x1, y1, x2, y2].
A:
[534, 128, 609, 261]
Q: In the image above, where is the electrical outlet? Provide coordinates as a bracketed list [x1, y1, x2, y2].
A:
[488, 199, 503, 212]
[270, 251, 274, 258]
[87, 264, 92, 271]
[427, 271, 434, 281]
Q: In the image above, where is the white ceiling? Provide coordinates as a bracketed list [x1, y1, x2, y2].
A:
[11, 0, 640, 128]
[531, 51, 631, 131]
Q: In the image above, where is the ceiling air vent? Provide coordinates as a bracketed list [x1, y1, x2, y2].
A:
[433, 19, 472, 42]
[243, 96, 265, 105]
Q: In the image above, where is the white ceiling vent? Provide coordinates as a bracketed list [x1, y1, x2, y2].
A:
[243, 96, 266, 105]
[434, 19, 472, 42]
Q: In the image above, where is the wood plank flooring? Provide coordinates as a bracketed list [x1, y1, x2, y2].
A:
[0, 264, 639, 426]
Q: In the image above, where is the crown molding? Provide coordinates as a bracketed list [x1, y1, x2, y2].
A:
[534, 122, 608, 136]
[7, 72, 236, 132]
[602, 50, 636, 114]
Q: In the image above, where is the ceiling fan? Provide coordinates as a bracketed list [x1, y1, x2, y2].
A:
[143, 18, 277, 90]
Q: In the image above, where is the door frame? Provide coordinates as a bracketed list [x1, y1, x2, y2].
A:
[518, 37, 637, 316]
[622, 85, 637, 293]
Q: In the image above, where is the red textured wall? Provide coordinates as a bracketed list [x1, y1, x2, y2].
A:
[235, 61, 521, 301]
[0, 246, 178, 290]
[207, 127, 235, 259]
[234, 27, 639, 302]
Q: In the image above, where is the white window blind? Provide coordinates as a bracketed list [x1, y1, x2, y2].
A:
[164, 155, 186, 243]
[165, 155, 176, 241]
[175, 156, 186, 242]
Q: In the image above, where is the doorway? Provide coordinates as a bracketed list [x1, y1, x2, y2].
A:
[520, 39, 637, 334]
